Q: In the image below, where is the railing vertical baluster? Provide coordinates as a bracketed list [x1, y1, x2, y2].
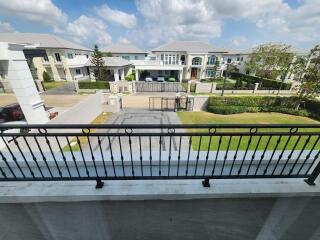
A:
[203, 135, 213, 176]
[186, 136, 192, 176]
[229, 136, 242, 176]
[13, 139, 35, 178]
[263, 136, 282, 175]
[76, 136, 89, 177]
[279, 135, 302, 175]
[139, 136, 143, 176]
[149, 136, 152, 176]
[0, 150, 15, 178]
[87, 135, 99, 177]
[271, 134, 293, 175]
[23, 137, 44, 178]
[238, 131, 255, 175]
[289, 136, 312, 175]
[55, 136, 71, 178]
[97, 136, 107, 177]
[168, 136, 172, 176]
[128, 136, 134, 176]
[159, 136, 162, 176]
[34, 137, 53, 177]
[246, 136, 262, 176]
[177, 136, 182, 176]
[118, 136, 125, 176]
[304, 148, 320, 185]
[297, 138, 320, 175]
[212, 136, 222, 176]
[303, 136, 320, 176]
[194, 136, 202, 176]
[66, 137, 80, 177]
[1, 136, 25, 178]
[221, 136, 232, 176]
[254, 136, 272, 176]
[107, 136, 116, 176]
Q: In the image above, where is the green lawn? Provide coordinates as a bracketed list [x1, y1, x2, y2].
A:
[43, 81, 67, 90]
[178, 112, 320, 151]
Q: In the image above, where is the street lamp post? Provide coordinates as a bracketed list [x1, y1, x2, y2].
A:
[221, 64, 228, 96]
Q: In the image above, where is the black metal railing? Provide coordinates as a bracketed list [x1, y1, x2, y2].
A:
[0, 124, 320, 188]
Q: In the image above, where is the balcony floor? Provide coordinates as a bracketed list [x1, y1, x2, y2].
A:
[0, 195, 319, 240]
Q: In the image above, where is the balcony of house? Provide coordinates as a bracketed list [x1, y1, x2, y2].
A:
[66, 55, 89, 68]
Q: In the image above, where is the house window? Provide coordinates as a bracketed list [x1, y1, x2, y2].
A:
[55, 53, 61, 62]
[180, 55, 185, 64]
[237, 57, 240, 61]
[192, 57, 202, 65]
[227, 58, 232, 63]
[122, 56, 129, 60]
[207, 55, 216, 65]
[134, 56, 138, 60]
[86, 55, 89, 59]
[43, 55, 49, 62]
[206, 69, 215, 78]
[161, 54, 164, 61]
[67, 53, 73, 59]
[240, 57, 244, 61]
[75, 68, 81, 75]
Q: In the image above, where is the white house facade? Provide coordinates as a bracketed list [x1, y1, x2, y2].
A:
[133, 41, 227, 82]
[0, 33, 92, 82]
[103, 43, 147, 61]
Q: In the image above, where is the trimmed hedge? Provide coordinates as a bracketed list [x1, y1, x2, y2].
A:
[229, 72, 292, 90]
[78, 81, 110, 89]
[207, 96, 320, 120]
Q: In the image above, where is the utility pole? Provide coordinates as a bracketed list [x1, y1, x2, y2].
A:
[221, 64, 228, 96]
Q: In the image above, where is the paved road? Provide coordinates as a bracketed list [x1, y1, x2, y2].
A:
[42, 82, 76, 95]
[90, 109, 185, 153]
[0, 197, 319, 240]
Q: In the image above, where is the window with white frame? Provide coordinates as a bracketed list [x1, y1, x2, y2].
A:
[192, 57, 202, 65]
[43, 55, 49, 63]
[206, 69, 215, 78]
[75, 68, 81, 75]
[134, 56, 138, 60]
[54, 53, 61, 62]
[207, 55, 216, 65]
[67, 53, 73, 59]
[122, 56, 130, 60]
[227, 58, 232, 63]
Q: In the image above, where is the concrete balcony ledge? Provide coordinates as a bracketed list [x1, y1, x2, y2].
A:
[0, 177, 319, 203]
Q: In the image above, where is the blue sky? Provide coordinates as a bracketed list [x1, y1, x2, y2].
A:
[0, 0, 319, 50]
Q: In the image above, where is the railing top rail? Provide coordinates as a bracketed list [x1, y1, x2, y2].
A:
[1, 123, 320, 129]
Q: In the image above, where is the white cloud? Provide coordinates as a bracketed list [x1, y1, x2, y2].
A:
[118, 37, 131, 44]
[230, 36, 248, 46]
[63, 15, 112, 48]
[0, 0, 67, 27]
[96, 4, 137, 28]
[0, 21, 16, 32]
[132, 0, 320, 48]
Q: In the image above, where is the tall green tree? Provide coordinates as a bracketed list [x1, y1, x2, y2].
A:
[246, 43, 294, 80]
[296, 45, 320, 98]
[91, 45, 105, 81]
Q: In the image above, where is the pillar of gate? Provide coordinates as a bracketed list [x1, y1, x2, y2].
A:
[2, 43, 48, 124]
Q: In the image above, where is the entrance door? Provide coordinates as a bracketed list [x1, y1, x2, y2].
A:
[191, 68, 197, 79]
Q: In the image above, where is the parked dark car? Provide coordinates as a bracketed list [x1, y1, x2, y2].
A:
[0, 103, 25, 123]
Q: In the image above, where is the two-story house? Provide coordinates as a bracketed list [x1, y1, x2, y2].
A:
[133, 41, 227, 82]
[103, 43, 147, 61]
[0, 33, 92, 82]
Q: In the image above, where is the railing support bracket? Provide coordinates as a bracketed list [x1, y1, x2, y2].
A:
[304, 179, 316, 186]
[95, 179, 104, 189]
[202, 178, 210, 188]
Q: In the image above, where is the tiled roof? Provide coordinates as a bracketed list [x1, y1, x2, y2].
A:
[103, 43, 147, 54]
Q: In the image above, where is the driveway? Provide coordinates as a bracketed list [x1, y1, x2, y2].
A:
[43, 82, 76, 95]
[90, 109, 185, 153]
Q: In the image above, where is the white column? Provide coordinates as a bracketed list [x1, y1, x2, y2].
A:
[120, 68, 125, 80]
[5, 43, 48, 124]
[113, 68, 119, 82]
[135, 69, 139, 81]
[179, 70, 183, 82]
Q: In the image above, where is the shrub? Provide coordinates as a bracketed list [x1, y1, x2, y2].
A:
[78, 81, 110, 89]
[207, 96, 320, 120]
[229, 72, 292, 90]
[43, 71, 52, 82]
[125, 73, 135, 81]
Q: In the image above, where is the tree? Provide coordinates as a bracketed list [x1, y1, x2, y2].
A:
[91, 45, 105, 81]
[296, 45, 320, 99]
[103, 52, 113, 57]
[42, 71, 52, 82]
[246, 43, 294, 80]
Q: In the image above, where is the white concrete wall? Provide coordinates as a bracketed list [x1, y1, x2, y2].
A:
[112, 53, 146, 61]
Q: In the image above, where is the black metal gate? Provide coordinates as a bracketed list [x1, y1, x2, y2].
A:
[136, 82, 186, 92]
[149, 97, 194, 111]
